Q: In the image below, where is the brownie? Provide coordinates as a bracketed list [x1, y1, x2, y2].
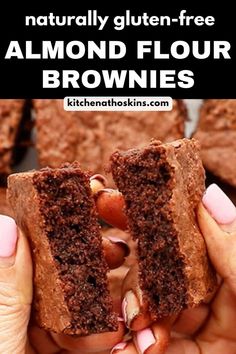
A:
[34, 99, 186, 185]
[110, 138, 217, 319]
[193, 99, 236, 187]
[0, 99, 27, 180]
[7, 162, 117, 335]
[0, 188, 12, 216]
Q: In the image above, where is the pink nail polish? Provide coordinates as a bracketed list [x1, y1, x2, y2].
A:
[107, 236, 127, 244]
[0, 215, 18, 257]
[118, 316, 124, 322]
[90, 174, 107, 186]
[122, 297, 128, 324]
[107, 237, 130, 256]
[136, 328, 155, 354]
[110, 341, 127, 354]
[202, 184, 236, 225]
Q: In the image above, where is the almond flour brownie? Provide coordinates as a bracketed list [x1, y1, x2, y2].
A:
[194, 99, 236, 187]
[0, 188, 12, 216]
[7, 162, 117, 335]
[110, 139, 217, 318]
[0, 99, 26, 179]
[34, 99, 186, 184]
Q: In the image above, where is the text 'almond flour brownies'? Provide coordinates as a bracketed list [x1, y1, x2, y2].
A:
[7, 162, 118, 335]
[33, 99, 186, 185]
[110, 138, 217, 319]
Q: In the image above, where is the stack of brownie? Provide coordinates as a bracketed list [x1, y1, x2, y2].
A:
[0, 99, 31, 214]
[33, 99, 186, 184]
[0, 100, 26, 179]
[0, 98, 187, 211]
[193, 99, 236, 204]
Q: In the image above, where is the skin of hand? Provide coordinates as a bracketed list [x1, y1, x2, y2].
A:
[96, 184, 236, 354]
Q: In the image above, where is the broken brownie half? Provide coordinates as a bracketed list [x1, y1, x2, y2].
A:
[7, 162, 118, 335]
[110, 138, 217, 319]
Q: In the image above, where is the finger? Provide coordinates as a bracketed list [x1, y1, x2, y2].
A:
[95, 189, 128, 230]
[196, 184, 236, 344]
[90, 175, 107, 194]
[102, 236, 130, 270]
[0, 215, 33, 354]
[165, 338, 200, 354]
[108, 266, 129, 315]
[202, 183, 236, 232]
[28, 326, 60, 354]
[198, 184, 236, 293]
[133, 322, 170, 354]
[51, 320, 126, 352]
[122, 264, 152, 331]
[172, 304, 209, 336]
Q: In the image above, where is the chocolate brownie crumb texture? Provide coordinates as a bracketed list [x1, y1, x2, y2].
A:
[110, 138, 217, 318]
[7, 162, 117, 335]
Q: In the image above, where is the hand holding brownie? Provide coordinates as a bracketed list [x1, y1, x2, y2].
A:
[0, 174, 128, 354]
[1, 137, 236, 354]
[98, 184, 236, 354]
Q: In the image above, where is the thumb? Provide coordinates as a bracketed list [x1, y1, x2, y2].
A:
[0, 215, 33, 354]
[197, 183, 236, 293]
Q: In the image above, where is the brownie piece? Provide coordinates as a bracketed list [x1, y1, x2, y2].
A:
[34, 99, 186, 185]
[7, 162, 117, 335]
[0, 188, 12, 216]
[0, 99, 27, 179]
[193, 99, 236, 187]
[110, 138, 217, 319]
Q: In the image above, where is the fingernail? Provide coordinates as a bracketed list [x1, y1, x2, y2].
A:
[107, 236, 130, 256]
[97, 188, 116, 195]
[110, 341, 127, 354]
[122, 297, 128, 324]
[136, 328, 156, 354]
[90, 174, 107, 186]
[0, 215, 18, 257]
[90, 175, 107, 194]
[202, 184, 236, 224]
[122, 291, 140, 328]
[118, 316, 124, 322]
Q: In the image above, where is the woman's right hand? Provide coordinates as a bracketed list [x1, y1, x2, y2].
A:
[96, 184, 236, 354]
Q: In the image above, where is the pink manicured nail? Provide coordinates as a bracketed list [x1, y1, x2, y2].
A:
[107, 237, 130, 256]
[202, 184, 236, 225]
[122, 297, 128, 324]
[118, 316, 124, 322]
[136, 328, 156, 354]
[0, 215, 18, 257]
[111, 341, 127, 354]
[107, 236, 126, 244]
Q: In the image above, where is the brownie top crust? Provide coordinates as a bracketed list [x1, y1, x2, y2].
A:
[34, 99, 186, 185]
[194, 99, 236, 187]
[0, 99, 26, 176]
